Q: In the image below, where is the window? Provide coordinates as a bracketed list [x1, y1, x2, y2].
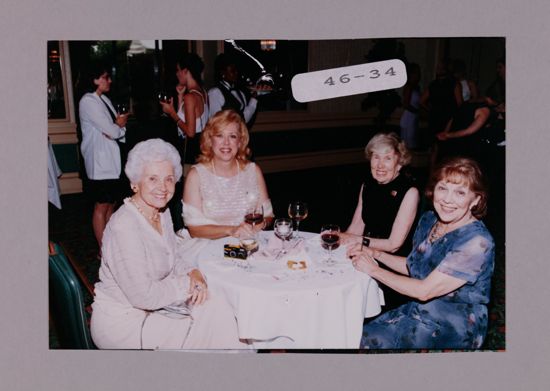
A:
[48, 41, 67, 119]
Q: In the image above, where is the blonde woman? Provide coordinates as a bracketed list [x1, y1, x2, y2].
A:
[182, 110, 273, 239]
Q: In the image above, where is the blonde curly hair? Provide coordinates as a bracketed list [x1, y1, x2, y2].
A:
[197, 110, 251, 165]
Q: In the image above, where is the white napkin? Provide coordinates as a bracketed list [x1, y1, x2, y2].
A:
[253, 235, 305, 262]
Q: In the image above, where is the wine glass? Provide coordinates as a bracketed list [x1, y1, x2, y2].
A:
[288, 201, 308, 239]
[244, 205, 264, 229]
[158, 91, 170, 117]
[273, 218, 293, 256]
[115, 103, 129, 116]
[240, 237, 259, 266]
[320, 224, 341, 266]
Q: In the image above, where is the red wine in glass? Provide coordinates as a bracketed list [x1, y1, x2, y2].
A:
[245, 213, 264, 225]
[244, 205, 264, 227]
[320, 224, 340, 265]
[321, 233, 340, 251]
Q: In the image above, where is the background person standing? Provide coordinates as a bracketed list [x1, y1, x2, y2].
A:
[208, 53, 258, 128]
[78, 62, 128, 254]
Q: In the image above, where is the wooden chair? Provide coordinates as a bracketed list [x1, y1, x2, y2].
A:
[48, 242, 96, 349]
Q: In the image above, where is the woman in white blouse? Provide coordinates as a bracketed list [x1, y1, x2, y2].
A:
[78, 63, 128, 251]
[90, 138, 246, 349]
[182, 110, 274, 239]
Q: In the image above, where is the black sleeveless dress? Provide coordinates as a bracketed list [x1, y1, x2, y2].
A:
[361, 172, 416, 256]
[361, 172, 418, 313]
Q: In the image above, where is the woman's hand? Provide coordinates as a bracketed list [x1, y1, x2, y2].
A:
[346, 242, 380, 260]
[252, 219, 269, 233]
[230, 222, 256, 239]
[261, 216, 274, 230]
[188, 269, 208, 306]
[115, 113, 128, 128]
[436, 131, 450, 141]
[348, 249, 379, 276]
[159, 97, 176, 116]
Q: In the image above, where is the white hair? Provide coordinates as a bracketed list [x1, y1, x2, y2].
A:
[365, 132, 411, 166]
[125, 138, 182, 183]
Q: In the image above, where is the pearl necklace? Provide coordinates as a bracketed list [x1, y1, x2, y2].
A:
[130, 197, 160, 223]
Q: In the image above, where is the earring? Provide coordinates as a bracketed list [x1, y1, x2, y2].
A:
[131, 185, 138, 193]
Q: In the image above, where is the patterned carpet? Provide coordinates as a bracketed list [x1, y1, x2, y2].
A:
[48, 163, 505, 351]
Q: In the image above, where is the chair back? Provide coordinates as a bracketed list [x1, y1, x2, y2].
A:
[48, 242, 96, 349]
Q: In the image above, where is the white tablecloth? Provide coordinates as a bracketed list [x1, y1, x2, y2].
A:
[197, 231, 384, 349]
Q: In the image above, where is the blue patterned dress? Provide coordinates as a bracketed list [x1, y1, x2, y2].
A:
[361, 211, 495, 349]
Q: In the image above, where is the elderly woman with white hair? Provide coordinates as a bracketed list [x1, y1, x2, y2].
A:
[90, 138, 246, 350]
[342, 132, 419, 254]
[341, 132, 420, 312]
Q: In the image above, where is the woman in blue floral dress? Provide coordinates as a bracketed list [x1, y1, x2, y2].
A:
[348, 157, 495, 349]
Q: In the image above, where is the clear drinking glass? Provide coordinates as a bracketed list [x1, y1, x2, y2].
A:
[274, 218, 293, 255]
[240, 237, 259, 266]
[288, 201, 308, 239]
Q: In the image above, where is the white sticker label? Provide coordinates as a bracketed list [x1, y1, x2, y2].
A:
[291, 59, 407, 103]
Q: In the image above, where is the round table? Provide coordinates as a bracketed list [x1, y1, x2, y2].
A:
[197, 231, 384, 349]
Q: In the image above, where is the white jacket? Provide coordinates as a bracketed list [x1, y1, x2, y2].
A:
[79, 92, 126, 180]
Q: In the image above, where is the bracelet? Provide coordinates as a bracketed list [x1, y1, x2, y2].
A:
[362, 236, 370, 247]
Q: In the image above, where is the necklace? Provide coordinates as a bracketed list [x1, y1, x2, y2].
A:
[211, 159, 240, 177]
[211, 160, 241, 193]
[130, 197, 160, 223]
[210, 160, 243, 210]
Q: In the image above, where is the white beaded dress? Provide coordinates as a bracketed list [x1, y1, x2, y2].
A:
[182, 162, 273, 227]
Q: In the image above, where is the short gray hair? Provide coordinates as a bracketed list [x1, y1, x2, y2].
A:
[125, 138, 182, 183]
[365, 132, 411, 166]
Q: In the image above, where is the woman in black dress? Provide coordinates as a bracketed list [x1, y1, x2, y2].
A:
[341, 132, 420, 311]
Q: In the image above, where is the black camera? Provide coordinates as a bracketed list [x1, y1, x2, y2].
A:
[223, 244, 248, 260]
